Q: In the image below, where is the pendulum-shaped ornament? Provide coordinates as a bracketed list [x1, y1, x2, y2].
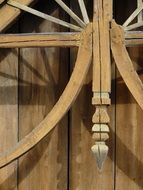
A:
[91, 93, 110, 171]
[91, 123, 109, 170]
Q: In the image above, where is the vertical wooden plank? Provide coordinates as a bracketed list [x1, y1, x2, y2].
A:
[0, 48, 18, 189]
[115, 1, 143, 190]
[115, 47, 143, 190]
[18, 2, 68, 190]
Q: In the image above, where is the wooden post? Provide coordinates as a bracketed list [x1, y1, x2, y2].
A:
[92, 0, 112, 170]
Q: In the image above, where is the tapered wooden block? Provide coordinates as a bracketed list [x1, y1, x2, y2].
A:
[92, 107, 110, 123]
[91, 142, 109, 171]
[92, 133, 109, 141]
[92, 124, 109, 133]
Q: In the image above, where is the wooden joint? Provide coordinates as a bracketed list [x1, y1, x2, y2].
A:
[92, 124, 109, 133]
[92, 133, 109, 141]
[92, 92, 111, 105]
[92, 106, 110, 123]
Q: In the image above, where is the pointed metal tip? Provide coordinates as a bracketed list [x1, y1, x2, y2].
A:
[91, 142, 109, 171]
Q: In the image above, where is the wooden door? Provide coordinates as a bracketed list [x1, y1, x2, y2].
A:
[0, 0, 143, 190]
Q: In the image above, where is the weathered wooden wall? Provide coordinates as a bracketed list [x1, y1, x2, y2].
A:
[0, 1, 69, 189]
[0, 0, 143, 190]
[115, 0, 143, 190]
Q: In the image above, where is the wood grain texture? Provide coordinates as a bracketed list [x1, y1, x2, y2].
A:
[115, 1, 143, 189]
[0, 0, 36, 32]
[0, 48, 18, 188]
[0, 23, 92, 168]
[115, 47, 143, 190]
[92, 0, 111, 93]
[125, 31, 143, 46]
[69, 0, 114, 189]
[17, 7, 68, 190]
[7, 0, 83, 32]
[0, 33, 81, 48]
[111, 21, 143, 111]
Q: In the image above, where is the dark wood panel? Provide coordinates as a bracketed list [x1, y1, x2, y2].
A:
[0, 49, 18, 189]
[17, 2, 69, 190]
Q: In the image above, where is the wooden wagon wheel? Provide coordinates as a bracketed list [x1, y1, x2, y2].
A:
[0, 0, 143, 172]
[0, 0, 93, 169]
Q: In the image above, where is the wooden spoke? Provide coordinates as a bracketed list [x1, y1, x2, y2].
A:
[78, 0, 89, 24]
[111, 21, 143, 111]
[138, 0, 143, 22]
[0, 24, 92, 168]
[54, 0, 86, 28]
[125, 21, 143, 31]
[123, 5, 143, 27]
[0, 0, 35, 32]
[125, 31, 143, 38]
[7, 0, 83, 31]
[125, 39, 143, 46]
[125, 31, 143, 46]
[0, 32, 81, 48]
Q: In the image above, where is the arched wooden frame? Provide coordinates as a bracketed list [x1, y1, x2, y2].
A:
[0, 0, 92, 168]
[0, 24, 92, 168]
[0, 0, 143, 171]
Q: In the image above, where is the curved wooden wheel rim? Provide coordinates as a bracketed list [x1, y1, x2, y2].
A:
[111, 20, 143, 111]
[0, 24, 92, 168]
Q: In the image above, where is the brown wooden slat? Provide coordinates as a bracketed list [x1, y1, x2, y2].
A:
[125, 31, 143, 46]
[0, 33, 81, 48]
[0, 48, 18, 189]
[126, 39, 143, 46]
[17, 8, 68, 190]
[125, 31, 143, 39]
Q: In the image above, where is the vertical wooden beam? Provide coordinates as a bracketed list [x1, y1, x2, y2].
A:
[69, 0, 114, 189]
[92, 0, 112, 170]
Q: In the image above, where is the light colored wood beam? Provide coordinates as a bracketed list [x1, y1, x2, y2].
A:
[125, 39, 143, 46]
[0, 0, 36, 32]
[125, 31, 143, 39]
[78, 0, 89, 24]
[0, 33, 81, 48]
[125, 31, 143, 46]
[7, 0, 83, 31]
[54, 0, 86, 28]
[125, 21, 143, 31]
[138, 0, 143, 22]
[123, 5, 143, 27]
